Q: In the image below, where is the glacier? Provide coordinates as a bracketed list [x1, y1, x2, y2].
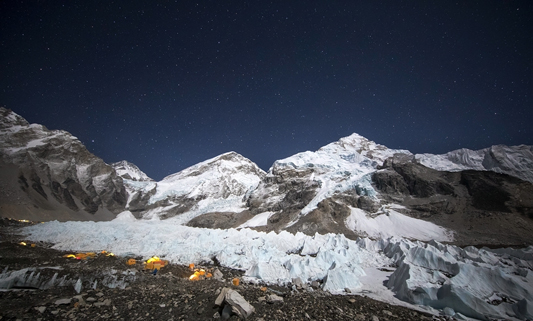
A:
[21, 219, 533, 320]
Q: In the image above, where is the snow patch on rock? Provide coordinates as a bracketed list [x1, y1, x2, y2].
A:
[238, 212, 275, 228]
[345, 206, 453, 242]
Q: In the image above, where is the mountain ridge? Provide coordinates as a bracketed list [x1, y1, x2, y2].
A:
[1, 108, 533, 246]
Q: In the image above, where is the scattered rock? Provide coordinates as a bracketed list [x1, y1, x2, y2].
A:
[73, 295, 86, 306]
[213, 269, 224, 281]
[267, 294, 284, 304]
[35, 306, 46, 313]
[93, 299, 112, 307]
[292, 277, 304, 289]
[382, 309, 392, 316]
[55, 298, 72, 305]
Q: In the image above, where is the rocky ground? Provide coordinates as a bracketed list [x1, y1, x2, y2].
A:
[0, 219, 453, 321]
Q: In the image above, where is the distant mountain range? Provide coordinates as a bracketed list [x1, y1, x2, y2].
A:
[1, 107, 532, 245]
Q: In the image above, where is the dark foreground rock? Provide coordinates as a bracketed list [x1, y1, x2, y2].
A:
[0, 220, 452, 321]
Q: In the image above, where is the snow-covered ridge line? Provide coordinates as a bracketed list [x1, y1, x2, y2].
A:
[22, 220, 533, 321]
[416, 144, 533, 183]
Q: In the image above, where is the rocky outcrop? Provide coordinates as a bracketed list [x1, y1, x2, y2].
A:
[0, 108, 127, 221]
[372, 154, 533, 245]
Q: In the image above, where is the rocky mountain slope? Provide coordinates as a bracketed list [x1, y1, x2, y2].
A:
[0, 108, 127, 221]
[373, 154, 533, 245]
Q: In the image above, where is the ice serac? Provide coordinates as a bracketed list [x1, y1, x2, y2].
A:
[126, 151, 266, 225]
[245, 133, 412, 236]
[416, 145, 533, 183]
[382, 238, 533, 321]
[0, 108, 127, 221]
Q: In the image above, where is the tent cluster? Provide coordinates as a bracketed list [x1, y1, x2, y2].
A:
[62, 250, 115, 260]
[189, 268, 213, 281]
[63, 252, 96, 260]
[188, 263, 215, 281]
[143, 256, 168, 273]
[18, 241, 35, 247]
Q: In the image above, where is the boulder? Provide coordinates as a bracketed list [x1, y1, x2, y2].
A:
[215, 287, 255, 319]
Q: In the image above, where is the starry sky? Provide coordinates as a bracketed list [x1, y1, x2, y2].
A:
[1, 1, 531, 180]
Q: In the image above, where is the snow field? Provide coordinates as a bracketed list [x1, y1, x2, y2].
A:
[345, 207, 454, 242]
[237, 211, 275, 228]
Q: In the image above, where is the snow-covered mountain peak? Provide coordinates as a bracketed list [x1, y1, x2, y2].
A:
[162, 151, 265, 183]
[262, 133, 410, 218]
[272, 133, 411, 174]
[111, 160, 154, 182]
[321, 133, 412, 164]
[128, 151, 266, 222]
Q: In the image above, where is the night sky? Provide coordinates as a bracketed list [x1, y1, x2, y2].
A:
[1, 1, 531, 180]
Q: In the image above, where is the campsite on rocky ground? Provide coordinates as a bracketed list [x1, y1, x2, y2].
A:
[0, 218, 443, 321]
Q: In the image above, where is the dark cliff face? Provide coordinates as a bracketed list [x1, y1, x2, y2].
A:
[372, 155, 533, 245]
[0, 108, 127, 221]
